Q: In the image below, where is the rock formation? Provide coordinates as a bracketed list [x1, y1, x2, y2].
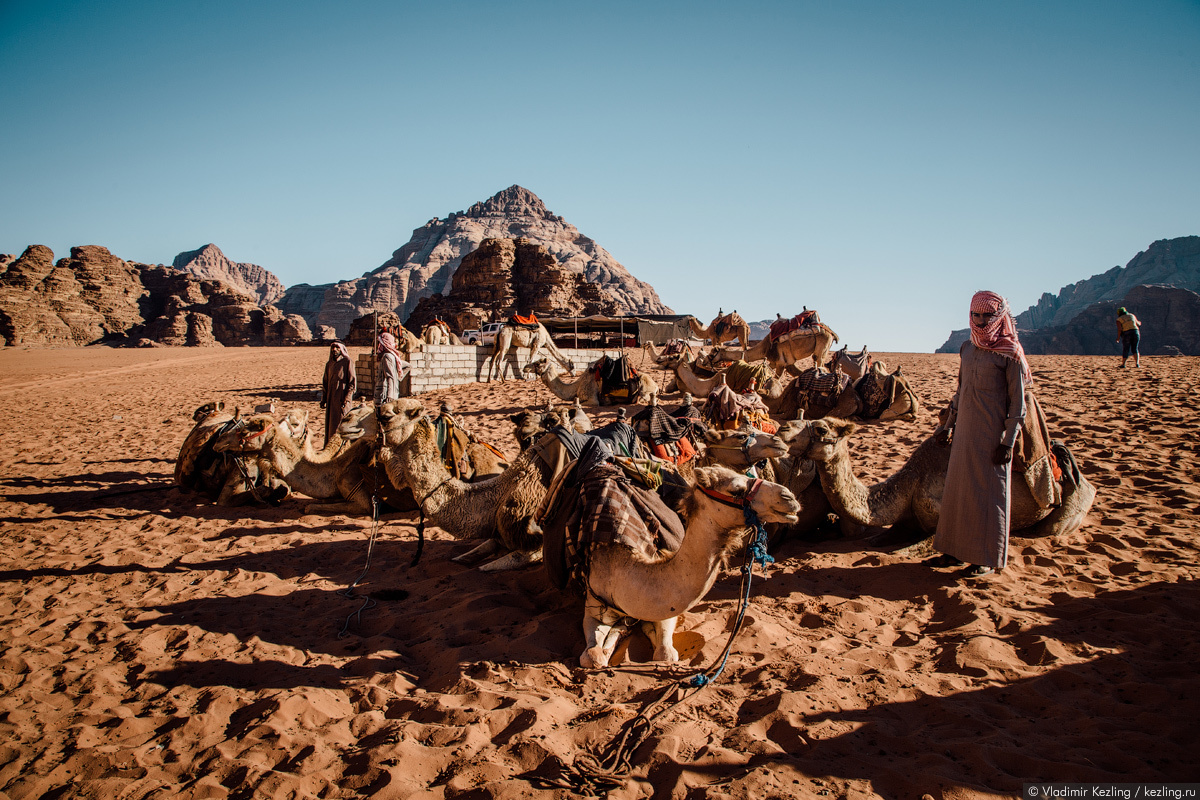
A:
[1016, 285, 1200, 356]
[173, 244, 286, 307]
[937, 236, 1200, 354]
[279, 185, 672, 336]
[0, 245, 310, 348]
[404, 237, 622, 334]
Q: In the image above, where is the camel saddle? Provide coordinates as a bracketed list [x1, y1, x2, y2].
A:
[630, 404, 699, 465]
[795, 368, 848, 406]
[591, 354, 642, 405]
[769, 310, 821, 342]
[540, 438, 686, 595]
[509, 313, 539, 329]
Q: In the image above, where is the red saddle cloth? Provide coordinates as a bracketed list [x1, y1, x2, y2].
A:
[509, 312, 539, 328]
[769, 310, 821, 342]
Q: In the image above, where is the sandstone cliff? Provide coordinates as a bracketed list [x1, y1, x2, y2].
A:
[937, 236, 1200, 354]
[405, 237, 622, 334]
[0, 245, 310, 348]
[173, 243, 286, 307]
[280, 185, 672, 336]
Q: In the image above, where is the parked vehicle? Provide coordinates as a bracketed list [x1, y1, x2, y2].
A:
[463, 321, 504, 346]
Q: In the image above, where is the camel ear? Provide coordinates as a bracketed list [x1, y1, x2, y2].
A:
[215, 401, 225, 412]
[834, 419, 858, 438]
[233, 406, 241, 420]
[692, 466, 716, 490]
[406, 406, 422, 419]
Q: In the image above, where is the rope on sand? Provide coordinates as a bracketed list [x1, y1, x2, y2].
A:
[547, 512, 775, 793]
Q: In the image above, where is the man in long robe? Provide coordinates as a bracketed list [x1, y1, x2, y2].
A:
[931, 291, 1031, 577]
[321, 342, 356, 447]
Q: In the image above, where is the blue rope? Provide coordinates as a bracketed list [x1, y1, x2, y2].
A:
[684, 506, 772, 688]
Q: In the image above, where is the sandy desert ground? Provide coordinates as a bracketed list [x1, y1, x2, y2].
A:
[0, 345, 1196, 799]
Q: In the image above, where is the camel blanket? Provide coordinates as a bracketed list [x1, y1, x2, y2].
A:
[854, 369, 896, 420]
[540, 440, 686, 595]
[1014, 391, 1062, 509]
[591, 354, 642, 404]
[508, 313, 539, 329]
[724, 360, 774, 394]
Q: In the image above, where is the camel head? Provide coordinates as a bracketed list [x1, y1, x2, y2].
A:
[798, 418, 857, 463]
[377, 398, 431, 449]
[687, 466, 800, 529]
[509, 408, 556, 450]
[522, 358, 553, 377]
[212, 414, 277, 454]
[193, 400, 226, 421]
[701, 426, 788, 468]
[337, 404, 379, 443]
[280, 409, 309, 441]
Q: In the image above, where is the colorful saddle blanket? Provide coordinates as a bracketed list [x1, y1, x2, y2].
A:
[769, 310, 822, 342]
[509, 313, 539, 330]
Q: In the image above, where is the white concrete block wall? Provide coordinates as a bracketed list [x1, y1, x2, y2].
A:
[356, 344, 613, 395]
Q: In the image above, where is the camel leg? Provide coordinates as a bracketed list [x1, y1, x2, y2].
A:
[647, 617, 680, 663]
[581, 597, 626, 668]
[450, 538, 502, 565]
[478, 548, 543, 572]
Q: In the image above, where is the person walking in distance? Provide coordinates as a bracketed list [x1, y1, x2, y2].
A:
[1116, 306, 1141, 368]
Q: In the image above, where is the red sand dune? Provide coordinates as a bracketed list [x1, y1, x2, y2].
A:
[0, 347, 1196, 798]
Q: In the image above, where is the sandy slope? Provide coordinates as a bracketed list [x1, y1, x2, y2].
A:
[0, 346, 1196, 799]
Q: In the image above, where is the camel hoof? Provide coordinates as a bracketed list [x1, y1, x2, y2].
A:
[652, 645, 679, 663]
[580, 647, 609, 669]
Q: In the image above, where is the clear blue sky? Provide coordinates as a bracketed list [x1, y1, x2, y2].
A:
[2, 0, 1198, 351]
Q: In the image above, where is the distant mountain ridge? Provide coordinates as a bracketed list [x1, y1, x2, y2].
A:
[937, 236, 1200, 355]
[277, 185, 672, 336]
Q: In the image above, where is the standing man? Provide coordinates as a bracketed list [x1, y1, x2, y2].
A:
[928, 290, 1031, 579]
[375, 331, 410, 404]
[321, 342, 356, 447]
[1116, 306, 1141, 368]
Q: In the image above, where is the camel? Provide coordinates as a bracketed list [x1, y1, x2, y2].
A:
[795, 417, 1096, 539]
[580, 465, 800, 667]
[688, 312, 750, 349]
[488, 322, 574, 382]
[509, 400, 593, 452]
[421, 320, 462, 346]
[828, 345, 873, 380]
[712, 323, 839, 376]
[523, 357, 658, 406]
[352, 399, 567, 571]
[761, 363, 920, 424]
[211, 412, 376, 515]
[175, 402, 299, 506]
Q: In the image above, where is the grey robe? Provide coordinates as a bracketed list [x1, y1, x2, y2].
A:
[934, 342, 1026, 568]
[375, 351, 409, 404]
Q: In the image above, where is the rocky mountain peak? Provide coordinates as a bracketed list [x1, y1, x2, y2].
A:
[461, 185, 559, 221]
[278, 186, 670, 337]
[173, 243, 286, 307]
